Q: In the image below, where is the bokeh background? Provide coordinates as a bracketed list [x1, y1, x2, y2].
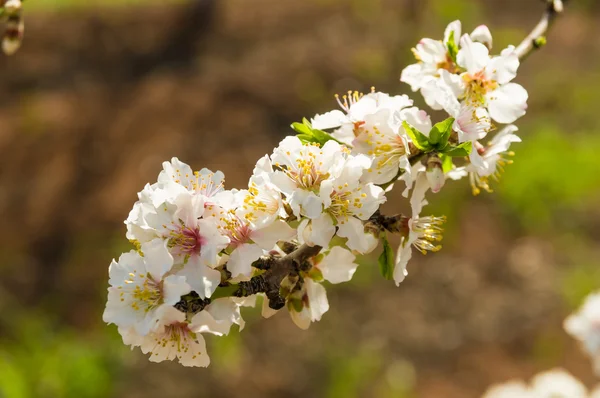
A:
[1, 0, 600, 397]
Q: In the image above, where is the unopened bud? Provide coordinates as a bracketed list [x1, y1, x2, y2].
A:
[426, 155, 445, 193]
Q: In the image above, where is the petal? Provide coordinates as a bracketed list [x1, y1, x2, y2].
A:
[311, 110, 348, 130]
[400, 63, 427, 91]
[251, 220, 296, 249]
[318, 246, 358, 284]
[140, 239, 174, 280]
[227, 243, 264, 278]
[305, 278, 329, 322]
[176, 256, 222, 298]
[470, 25, 493, 49]
[487, 47, 519, 84]
[162, 275, 191, 305]
[336, 217, 377, 254]
[401, 107, 432, 136]
[457, 34, 490, 74]
[394, 243, 412, 286]
[444, 20, 462, 46]
[487, 83, 528, 124]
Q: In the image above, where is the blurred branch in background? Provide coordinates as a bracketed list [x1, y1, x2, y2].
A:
[516, 0, 567, 59]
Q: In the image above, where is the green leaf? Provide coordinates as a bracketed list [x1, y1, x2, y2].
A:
[446, 30, 459, 62]
[444, 141, 473, 157]
[403, 121, 432, 151]
[378, 235, 395, 281]
[440, 154, 454, 173]
[291, 118, 342, 146]
[429, 117, 455, 147]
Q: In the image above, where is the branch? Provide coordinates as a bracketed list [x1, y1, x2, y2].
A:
[515, 0, 566, 60]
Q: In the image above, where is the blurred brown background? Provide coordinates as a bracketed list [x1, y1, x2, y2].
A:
[1, 0, 600, 397]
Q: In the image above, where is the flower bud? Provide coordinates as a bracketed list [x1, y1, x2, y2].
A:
[470, 25, 493, 50]
[426, 155, 445, 193]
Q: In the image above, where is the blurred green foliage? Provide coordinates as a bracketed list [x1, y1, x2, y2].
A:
[0, 309, 123, 398]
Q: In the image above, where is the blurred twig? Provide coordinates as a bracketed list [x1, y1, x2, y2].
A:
[515, 0, 567, 60]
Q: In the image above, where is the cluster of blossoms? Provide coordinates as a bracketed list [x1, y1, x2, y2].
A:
[0, 0, 24, 55]
[482, 368, 600, 398]
[104, 19, 530, 367]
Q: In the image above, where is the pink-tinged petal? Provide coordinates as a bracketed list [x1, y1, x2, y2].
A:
[140, 239, 174, 280]
[487, 83, 528, 124]
[251, 220, 296, 249]
[318, 246, 358, 284]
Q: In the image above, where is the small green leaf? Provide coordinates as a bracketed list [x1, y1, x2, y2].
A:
[446, 30, 459, 62]
[429, 117, 455, 146]
[444, 141, 473, 157]
[291, 118, 342, 146]
[440, 154, 454, 173]
[378, 235, 395, 281]
[403, 121, 432, 151]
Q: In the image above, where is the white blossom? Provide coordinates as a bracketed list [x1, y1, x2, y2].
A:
[565, 291, 600, 375]
[103, 239, 191, 335]
[311, 91, 413, 146]
[270, 136, 345, 219]
[297, 154, 385, 254]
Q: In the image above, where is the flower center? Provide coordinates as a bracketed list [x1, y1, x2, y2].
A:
[169, 226, 203, 256]
[124, 273, 163, 312]
[463, 72, 498, 105]
[221, 213, 253, 248]
[329, 189, 353, 219]
[286, 153, 330, 191]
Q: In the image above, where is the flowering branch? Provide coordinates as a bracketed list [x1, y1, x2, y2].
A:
[103, 4, 569, 368]
[515, 0, 567, 60]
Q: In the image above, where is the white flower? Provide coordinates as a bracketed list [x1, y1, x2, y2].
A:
[529, 368, 588, 398]
[351, 108, 411, 185]
[400, 20, 496, 109]
[311, 91, 413, 146]
[238, 155, 288, 229]
[454, 36, 528, 123]
[220, 212, 295, 278]
[270, 136, 345, 219]
[481, 381, 535, 398]
[394, 172, 445, 285]
[158, 157, 232, 205]
[481, 369, 588, 398]
[565, 291, 600, 375]
[448, 125, 520, 195]
[297, 154, 385, 254]
[103, 239, 191, 335]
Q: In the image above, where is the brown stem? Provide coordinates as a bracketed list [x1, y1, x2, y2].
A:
[515, 0, 566, 60]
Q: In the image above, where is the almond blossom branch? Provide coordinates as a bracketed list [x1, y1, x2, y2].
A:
[515, 0, 567, 60]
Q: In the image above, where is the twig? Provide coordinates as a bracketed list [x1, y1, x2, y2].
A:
[515, 0, 566, 60]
